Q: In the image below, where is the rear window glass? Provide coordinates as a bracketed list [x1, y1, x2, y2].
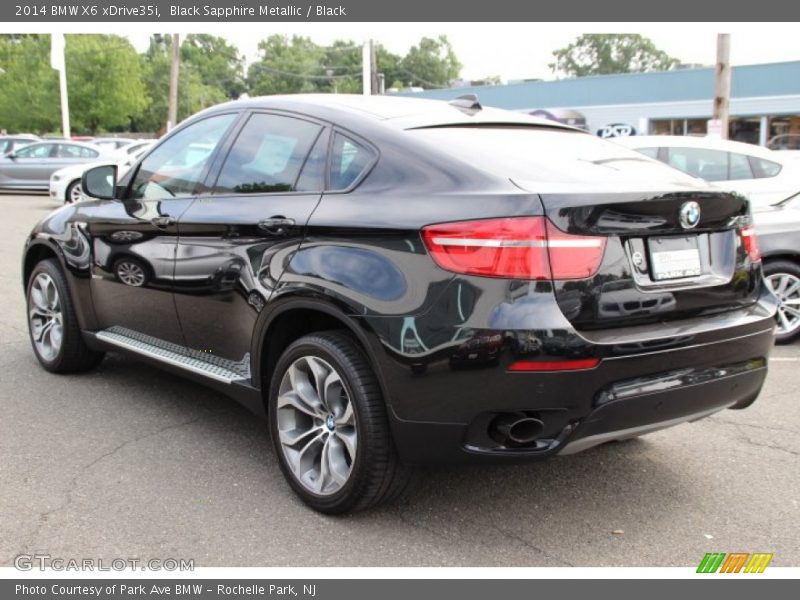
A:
[329, 133, 374, 190]
[407, 127, 676, 186]
[749, 156, 782, 178]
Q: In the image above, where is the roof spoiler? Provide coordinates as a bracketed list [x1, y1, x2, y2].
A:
[448, 94, 482, 113]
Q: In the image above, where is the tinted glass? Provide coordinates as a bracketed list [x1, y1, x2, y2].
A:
[728, 152, 753, 180]
[295, 131, 327, 192]
[749, 156, 782, 178]
[57, 144, 98, 158]
[637, 147, 660, 159]
[16, 143, 54, 158]
[130, 113, 236, 200]
[666, 147, 729, 181]
[215, 114, 322, 194]
[329, 133, 374, 190]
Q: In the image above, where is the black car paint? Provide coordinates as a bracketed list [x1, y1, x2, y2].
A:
[23, 96, 778, 464]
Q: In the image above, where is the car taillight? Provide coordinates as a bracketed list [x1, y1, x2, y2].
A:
[740, 224, 761, 263]
[421, 217, 606, 280]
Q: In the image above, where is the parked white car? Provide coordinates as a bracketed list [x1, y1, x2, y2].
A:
[49, 142, 153, 204]
[613, 135, 800, 209]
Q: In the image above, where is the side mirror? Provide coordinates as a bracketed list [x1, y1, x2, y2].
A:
[82, 164, 118, 200]
[6, 151, 16, 159]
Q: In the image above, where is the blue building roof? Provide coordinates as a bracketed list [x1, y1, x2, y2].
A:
[406, 61, 800, 110]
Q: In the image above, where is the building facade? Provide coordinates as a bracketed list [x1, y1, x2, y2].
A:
[406, 61, 800, 147]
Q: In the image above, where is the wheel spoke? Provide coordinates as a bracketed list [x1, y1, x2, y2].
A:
[279, 423, 323, 448]
[778, 308, 792, 332]
[305, 356, 331, 411]
[335, 428, 357, 462]
[277, 390, 321, 419]
[28, 273, 63, 362]
[336, 400, 354, 427]
[782, 305, 800, 319]
[326, 436, 351, 486]
[287, 362, 324, 414]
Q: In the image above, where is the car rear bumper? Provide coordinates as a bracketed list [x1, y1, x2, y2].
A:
[378, 292, 777, 465]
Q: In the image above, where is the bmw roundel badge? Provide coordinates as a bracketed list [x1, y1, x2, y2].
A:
[679, 201, 701, 229]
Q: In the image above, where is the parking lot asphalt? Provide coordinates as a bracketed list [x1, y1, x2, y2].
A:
[0, 192, 798, 568]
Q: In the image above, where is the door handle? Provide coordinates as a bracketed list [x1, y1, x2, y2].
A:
[258, 216, 295, 235]
[151, 216, 176, 228]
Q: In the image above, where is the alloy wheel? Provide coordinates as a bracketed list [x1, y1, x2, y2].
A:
[28, 272, 64, 362]
[276, 355, 357, 496]
[116, 261, 146, 287]
[766, 272, 800, 337]
[68, 182, 83, 204]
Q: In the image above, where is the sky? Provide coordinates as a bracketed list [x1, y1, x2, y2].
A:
[122, 23, 800, 83]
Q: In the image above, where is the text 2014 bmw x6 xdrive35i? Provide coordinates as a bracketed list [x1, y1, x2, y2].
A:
[23, 95, 777, 513]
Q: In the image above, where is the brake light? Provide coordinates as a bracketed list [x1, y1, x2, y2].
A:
[508, 358, 600, 372]
[740, 225, 761, 263]
[421, 217, 606, 280]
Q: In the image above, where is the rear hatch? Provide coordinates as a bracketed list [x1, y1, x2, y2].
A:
[410, 126, 762, 330]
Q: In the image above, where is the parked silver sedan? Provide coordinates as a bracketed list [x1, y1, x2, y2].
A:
[0, 140, 112, 191]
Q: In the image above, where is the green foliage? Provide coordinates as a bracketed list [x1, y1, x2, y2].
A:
[0, 33, 463, 135]
[180, 34, 245, 99]
[550, 34, 680, 78]
[0, 35, 60, 133]
[137, 34, 229, 134]
[398, 36, 461, 88]
[65, 35, 149, 133]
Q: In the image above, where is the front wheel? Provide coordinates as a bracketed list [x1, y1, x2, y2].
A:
[764, 260, 800, 344]
[26, 259, 105, 373]
[268, 331, 409, 513]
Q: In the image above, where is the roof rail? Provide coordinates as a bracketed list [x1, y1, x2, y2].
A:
[448, 94, 482, 112]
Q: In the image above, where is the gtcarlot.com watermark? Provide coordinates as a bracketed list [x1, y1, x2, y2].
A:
[14, 554, 194, 572]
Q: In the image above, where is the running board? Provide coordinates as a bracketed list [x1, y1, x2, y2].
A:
[95, 326, 251, 384]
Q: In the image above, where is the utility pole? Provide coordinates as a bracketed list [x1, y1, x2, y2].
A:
[370, 40, 378, 95]
[361, 40, 371, 96]
[50, 34, 70, 138]
[712, 33, 731, 140]
[167, 33, 180, 132]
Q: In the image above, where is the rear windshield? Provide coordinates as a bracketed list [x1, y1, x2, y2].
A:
[408, 126, 678, 185]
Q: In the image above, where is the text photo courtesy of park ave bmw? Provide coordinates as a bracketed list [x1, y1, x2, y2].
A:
[0, 0, 799, 592]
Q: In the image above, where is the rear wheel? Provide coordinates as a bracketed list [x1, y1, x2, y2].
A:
[268, 331, 409, 513]
[764, 260, 800, 344]
[65, 179, 82, 204]
[26, 258, 104, 373]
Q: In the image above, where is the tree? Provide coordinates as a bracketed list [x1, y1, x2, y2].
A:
[180, 34, 246, 99]
[137, 35, 227, 134]
[65, 35, 149, 133]
[247, 35, 335, 96]
[398, 35, 461, 88]
[549, 34, 680, 78]
[0, 35, 59, 133]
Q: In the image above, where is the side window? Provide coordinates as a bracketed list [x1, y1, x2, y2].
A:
[666, 147, 729, 181]
[636, 147, 660, 159]
[215, 113, 322, 194]
[728, 152, 753, 180]
[130, 113, 236, 200]
[749, 156, 782, 179]
[295, 131, 328, 192]
[0, 140, 11, 154]
[329, 133, 374, 191]
[57, 144, 98, 158]
[17, 143, 54, 158]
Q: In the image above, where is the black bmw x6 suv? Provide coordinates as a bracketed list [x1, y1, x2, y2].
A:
[23, 95, 777, 513]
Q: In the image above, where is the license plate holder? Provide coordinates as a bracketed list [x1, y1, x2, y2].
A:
[648, 236, 702, 281]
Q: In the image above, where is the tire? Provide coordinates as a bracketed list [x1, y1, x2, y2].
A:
[113, 257, 149, 287]
[268, 331, 410, 514]
[764, 260, 800, 344]
[26, 258, 105, 373]
[65, 179, 82, 204]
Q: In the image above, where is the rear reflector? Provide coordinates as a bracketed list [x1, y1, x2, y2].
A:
[508, 358, 600, 372]
[421, 217, 606, 280]
[740, 225, 761, 263]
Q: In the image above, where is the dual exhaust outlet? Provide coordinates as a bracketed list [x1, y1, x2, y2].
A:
[490, 413, 545, 448]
